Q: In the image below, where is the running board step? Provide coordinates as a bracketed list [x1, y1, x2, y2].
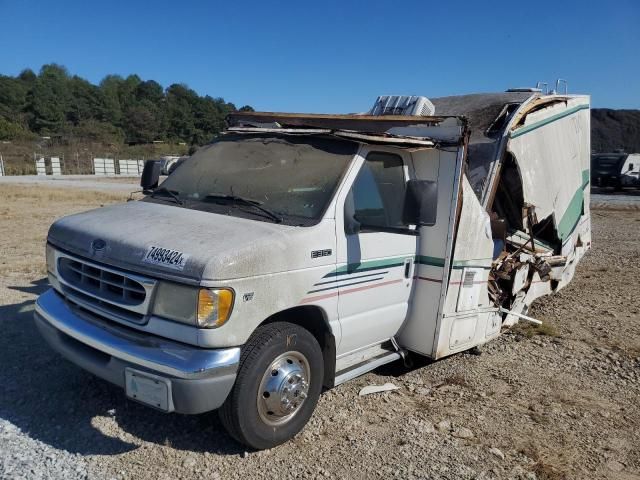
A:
[334, 351, 402, 386]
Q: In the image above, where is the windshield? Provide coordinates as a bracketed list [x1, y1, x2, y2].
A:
[152, 135, 357, 225]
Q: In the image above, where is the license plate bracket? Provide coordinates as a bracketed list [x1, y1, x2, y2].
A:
[125, 368, 173, 412]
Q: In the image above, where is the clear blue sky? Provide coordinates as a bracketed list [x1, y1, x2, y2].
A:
[1, 0, 638, 112]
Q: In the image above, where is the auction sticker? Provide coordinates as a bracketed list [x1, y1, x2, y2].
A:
[143, 246, 190, 271]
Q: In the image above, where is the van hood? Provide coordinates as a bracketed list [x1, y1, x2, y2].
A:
[47, 201, 330, 283]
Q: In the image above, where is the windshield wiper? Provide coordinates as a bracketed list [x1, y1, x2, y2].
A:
[203, 193, 283, 223]
[150, 187, 183, 205]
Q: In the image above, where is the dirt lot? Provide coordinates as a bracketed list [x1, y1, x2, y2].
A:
[0, 183, 639, 480]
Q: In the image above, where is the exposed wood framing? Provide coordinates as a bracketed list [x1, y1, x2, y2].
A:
[227, 111, 458, 135]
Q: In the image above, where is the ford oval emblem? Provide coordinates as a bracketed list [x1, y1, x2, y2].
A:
[91, 239, 106, 251]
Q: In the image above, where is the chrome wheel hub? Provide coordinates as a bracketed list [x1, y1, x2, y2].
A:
[257, 351, 310, 426]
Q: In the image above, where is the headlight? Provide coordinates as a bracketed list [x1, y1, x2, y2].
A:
[46, 243, 56, 275]
[197, 288, 234, 328]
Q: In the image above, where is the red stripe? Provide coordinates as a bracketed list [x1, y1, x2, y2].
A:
[450, 280, 487, 285]
[299, 291, 339, 303]
[300, 278, 403, 304]
[415, 276, 443, 283]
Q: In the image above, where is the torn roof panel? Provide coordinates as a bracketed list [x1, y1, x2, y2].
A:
[431, 92, 535, 143]
[226, 112, 466, 147]
[227, 111, 456, 132]
[431, 92, 537, 201]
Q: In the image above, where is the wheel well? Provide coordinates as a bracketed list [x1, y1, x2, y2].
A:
[262, 306, 336, 388]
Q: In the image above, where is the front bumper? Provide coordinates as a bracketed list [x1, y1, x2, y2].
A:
[34, 289, 240, 414]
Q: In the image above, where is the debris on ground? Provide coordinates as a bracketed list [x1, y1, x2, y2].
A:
[358, 383, 400, 396]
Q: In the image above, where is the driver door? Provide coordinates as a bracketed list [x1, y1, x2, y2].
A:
[334, 148, 418, 355]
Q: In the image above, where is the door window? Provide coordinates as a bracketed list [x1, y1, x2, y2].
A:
[351, 152, 406, 229]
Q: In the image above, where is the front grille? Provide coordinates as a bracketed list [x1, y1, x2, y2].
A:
[59, 257, 146, 305]
[62, 286, 145, 323]
[56, 254, 154, 325]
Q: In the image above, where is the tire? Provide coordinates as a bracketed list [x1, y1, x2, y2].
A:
[218, 321, 324, 449]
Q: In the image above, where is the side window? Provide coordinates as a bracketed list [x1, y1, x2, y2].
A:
[351, 152, 406, 230]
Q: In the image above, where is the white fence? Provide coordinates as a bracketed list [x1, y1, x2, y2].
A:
[118, 159, 145, 176]
[34, 156, 64, 175]
[0, 154, 148, 177]
[93, 158, 115, 176]
[50, 157, 61, 175]
[35, 157, 47, 176]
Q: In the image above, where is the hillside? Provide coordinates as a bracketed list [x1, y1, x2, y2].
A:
[591, 108, 640, 153]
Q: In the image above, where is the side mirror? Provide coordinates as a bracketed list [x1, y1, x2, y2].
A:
[343, 190, 361, 235]
[141, 160, 162, 192]
[403, 179, 438, 226]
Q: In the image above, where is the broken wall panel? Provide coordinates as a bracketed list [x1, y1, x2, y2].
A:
[431, 92, 534, 202]
[506, 97, 591, 244]
[443, 176, 494, 315]
[432, 175, 498, 359]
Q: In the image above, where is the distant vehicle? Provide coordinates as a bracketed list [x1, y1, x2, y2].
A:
[591, 152, 640, 189]
[35, 89, 592, 449]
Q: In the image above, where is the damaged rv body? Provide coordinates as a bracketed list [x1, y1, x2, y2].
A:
[35, 89, 590, 449]
[418, 91, 591, 357]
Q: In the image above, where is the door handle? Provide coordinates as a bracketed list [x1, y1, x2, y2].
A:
[404, 258, 413, 279]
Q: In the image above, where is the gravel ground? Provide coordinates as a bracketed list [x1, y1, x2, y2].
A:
[591, 188, 640, 209]
[0, 184, 639, 480]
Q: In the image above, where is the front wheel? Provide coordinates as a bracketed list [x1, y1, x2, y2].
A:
[218, 322, 324, 449]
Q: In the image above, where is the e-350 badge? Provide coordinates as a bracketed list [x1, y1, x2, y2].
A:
[311, 249, 332, 259]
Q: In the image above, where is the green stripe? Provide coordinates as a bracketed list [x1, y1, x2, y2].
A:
[326, 257, 405, 277]
[416, 256, 492, 270]
[451, 259, 492, 270]
[415, 255, 445, 267]
[557, 169, 590, 241]
[308, 276, 384, 293]
[330, 254, 494, 277]
[510, 104, 589, 139]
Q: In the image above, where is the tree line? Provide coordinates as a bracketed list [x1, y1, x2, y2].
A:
[0, 64, 253, 146]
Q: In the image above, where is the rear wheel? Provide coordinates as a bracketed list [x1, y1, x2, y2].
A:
[218, 322, 323, 449]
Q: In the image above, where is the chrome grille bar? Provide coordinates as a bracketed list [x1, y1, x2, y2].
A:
[54, 251, 156, 325]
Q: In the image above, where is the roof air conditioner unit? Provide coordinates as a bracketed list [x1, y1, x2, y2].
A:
[370, 95, 435, 116]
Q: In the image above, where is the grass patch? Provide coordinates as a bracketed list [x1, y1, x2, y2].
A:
[519, 444, 571, 480]
[0, 184, 128, 278]
[0, 185, 128, 204]
[512, 321, 560, 339]
[441, 373, 469, 388]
